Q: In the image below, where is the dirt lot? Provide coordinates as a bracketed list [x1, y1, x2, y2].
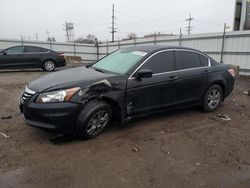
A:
[0, 64, 250, 188]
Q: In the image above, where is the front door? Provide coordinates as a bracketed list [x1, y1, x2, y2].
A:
[0, 46, 25, 68]
[126, 50, 178, 116]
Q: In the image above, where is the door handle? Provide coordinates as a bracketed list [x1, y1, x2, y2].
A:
[168, 76, 178, 81]
[204, 69, 210, 74]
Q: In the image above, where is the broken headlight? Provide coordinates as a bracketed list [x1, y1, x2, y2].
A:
[36, 87, 81, 103]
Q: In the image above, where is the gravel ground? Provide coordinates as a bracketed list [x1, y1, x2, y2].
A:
[0, 63, 250, 188]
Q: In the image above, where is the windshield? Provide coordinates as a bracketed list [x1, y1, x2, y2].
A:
[92, 50, 147, 75]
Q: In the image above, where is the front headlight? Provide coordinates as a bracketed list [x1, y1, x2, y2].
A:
[36, 87, 81, 103]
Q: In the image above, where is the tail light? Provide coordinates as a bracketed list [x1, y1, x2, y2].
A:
[57, 52, 64, 57]
[228, 68, 235, 77]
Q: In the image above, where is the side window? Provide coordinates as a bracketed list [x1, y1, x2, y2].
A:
[39, 48, 49, 52]
[200, 55, 209, 67]
[6, 47, 24, 54]
[177, 51, 202, 69]
[25, 46, 47, 53]
[139, 51, 175, 74]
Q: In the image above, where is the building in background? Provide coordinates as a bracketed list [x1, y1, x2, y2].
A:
[234, 0, 250, 30]
[143, 33, 174, 38]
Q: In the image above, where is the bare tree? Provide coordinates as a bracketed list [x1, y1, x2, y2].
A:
[127, 33, 137, 40]
[85, 34, 96, 42]
[51, 37, 56, 42]
[75, 34, 97, 44]
[75, 36, 85, 43]
[47, 37, 56, 42]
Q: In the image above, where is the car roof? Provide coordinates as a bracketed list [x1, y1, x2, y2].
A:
[8, 45, 44, 48]
[6, 45, 49, 49]
[123, 45, 203, 53]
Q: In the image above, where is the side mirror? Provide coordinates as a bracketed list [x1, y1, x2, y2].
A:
[2, 51, 7, 55]
[136, 69, 153, 79]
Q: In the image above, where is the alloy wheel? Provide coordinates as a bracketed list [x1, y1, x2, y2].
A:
[86, 110, 109, 136]
[207, 88, 221, 109]
[44, 60, 55, 71]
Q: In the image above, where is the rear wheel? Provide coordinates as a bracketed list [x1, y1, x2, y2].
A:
[43, 60, 55, 71]
[76, 100, 112, 139]
[203, 84, 222, 112]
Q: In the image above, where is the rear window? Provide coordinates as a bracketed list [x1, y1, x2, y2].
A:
[177, 51, 203, 70]
[200, 55, 209, 66]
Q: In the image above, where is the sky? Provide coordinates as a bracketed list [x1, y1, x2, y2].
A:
[0, 0, 235, 42]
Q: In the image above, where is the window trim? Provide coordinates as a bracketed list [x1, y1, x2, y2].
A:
[128, 49, 211, 80]
[23, 46, 50, 54]
[176, 50, 208, 70]
[136, 50, 176, 75]
[6, 46, 25, 54]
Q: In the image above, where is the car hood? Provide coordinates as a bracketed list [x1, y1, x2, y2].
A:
[27, 67, 111, 92]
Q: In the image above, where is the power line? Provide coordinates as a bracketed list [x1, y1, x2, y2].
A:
[76, 18, 110, 27]
[117, 16, 184, 27]
[117, 10, 186, 25]
[77, 12, 110, 26]
[195, 19, 222, 27]
[116, 0, 231, 23]
[186, 14, 194, 35]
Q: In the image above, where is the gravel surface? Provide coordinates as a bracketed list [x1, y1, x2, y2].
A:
[0, 64, 250, 188]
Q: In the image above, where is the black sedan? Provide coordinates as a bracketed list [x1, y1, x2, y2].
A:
[19, 45, 235, 139]
[0, 46, 66, 71]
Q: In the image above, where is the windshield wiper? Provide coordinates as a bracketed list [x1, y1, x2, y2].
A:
[92, 67, 106, 73]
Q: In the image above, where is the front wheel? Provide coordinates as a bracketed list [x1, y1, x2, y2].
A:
[42, 60, 55, 71]
[203, 84, 223, 112]
[76, 100, 112, 139]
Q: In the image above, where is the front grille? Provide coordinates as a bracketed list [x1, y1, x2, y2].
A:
[22, 87, 36, 103]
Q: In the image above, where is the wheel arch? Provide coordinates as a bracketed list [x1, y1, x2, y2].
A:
[43, 58, 56, 64]
[206, 80, 226, 101]
[100, 96, 123, 124]
[42, 59, 57, 71]
[83, 96, 124, 125]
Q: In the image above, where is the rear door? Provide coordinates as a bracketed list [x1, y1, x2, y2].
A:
[126, 50, 178, 115]
[173, 50, 211, 104]
[0, 46, 25, 68]
[23, 46, 45, 68]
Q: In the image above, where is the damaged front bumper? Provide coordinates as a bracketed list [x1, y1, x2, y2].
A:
[19, 101, 81, 133]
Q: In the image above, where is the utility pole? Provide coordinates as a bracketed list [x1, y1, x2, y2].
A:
[64, 22, 69, 42]
[118, 37, 120, 49]
[220, 23, 228, 63]
[154, 31, 157, 45]
[46, 30, 50, 40]
[186, 14, 194, 35]
[179, 28, 182, 46]
[110, 4, 117, 42]
[35, 33, 39, 41]
[46, 30, 52, 49]
[20, 35, 24, 45]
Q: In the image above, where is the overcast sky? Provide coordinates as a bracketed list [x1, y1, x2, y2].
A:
[0, 0, 235, 42]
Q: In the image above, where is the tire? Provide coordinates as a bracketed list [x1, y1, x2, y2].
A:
[76, 100, 112, 139]
[42, 60, 55, 71]
[203, 84, 223, 112]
